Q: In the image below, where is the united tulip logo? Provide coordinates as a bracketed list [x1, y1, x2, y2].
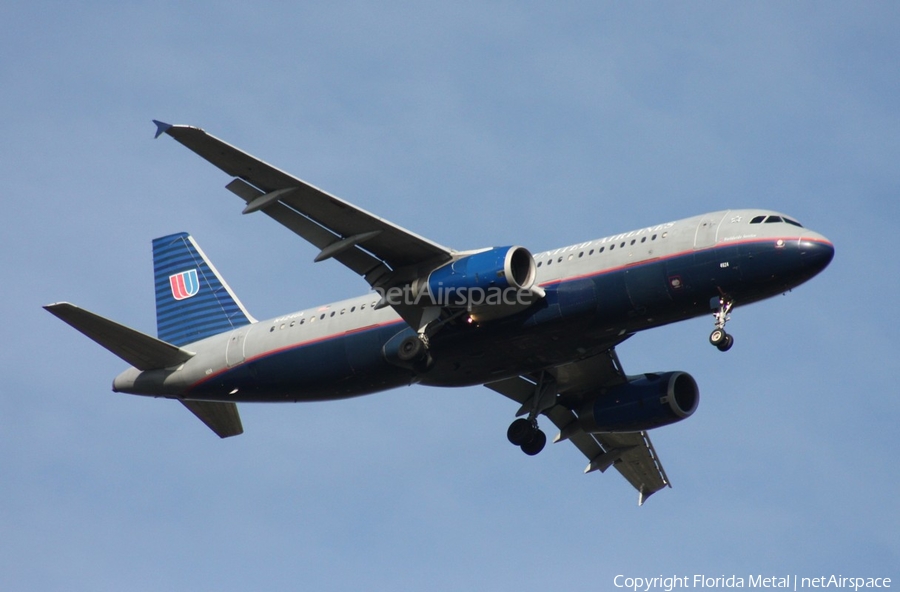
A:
[169, 269, 200, 300]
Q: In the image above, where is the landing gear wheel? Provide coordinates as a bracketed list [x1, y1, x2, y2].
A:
[709, 328, 728, 346]
[507, 418, 535, 446]
[716, 334, 734, 352]
[520, 429, 546, 456]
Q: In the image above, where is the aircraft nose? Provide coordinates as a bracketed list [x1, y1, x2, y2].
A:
[801, 238, 835, 273]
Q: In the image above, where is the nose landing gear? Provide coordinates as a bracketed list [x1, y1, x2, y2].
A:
[709, 296, 735, 352]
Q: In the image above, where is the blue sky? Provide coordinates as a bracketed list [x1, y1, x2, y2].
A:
[3, 2, 898, 590]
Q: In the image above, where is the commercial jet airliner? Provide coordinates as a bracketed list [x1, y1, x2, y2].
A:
[45, 121, 834, 504]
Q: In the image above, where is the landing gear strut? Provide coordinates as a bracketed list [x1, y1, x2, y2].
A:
[709, 296, 735, 352]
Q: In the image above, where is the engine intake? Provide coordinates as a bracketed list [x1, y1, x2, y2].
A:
[578, 371, 699, 433]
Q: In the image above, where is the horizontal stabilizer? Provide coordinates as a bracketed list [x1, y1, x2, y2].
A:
[180, 400, 244, 438]
[44, 302, 194, 371]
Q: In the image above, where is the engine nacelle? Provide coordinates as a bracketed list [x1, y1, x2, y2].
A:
[426, 246, 536, 305]
[578, 371, 699, 433]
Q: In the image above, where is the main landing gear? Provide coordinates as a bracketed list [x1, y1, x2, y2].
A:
[709, 296, 735, 352]
[506, 372, 555, 456]
[507, 418, 547, 456]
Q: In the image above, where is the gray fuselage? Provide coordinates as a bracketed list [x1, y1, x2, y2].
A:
[113, 209, 834, 403]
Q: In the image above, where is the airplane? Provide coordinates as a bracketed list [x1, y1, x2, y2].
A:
[44, 121, 834, 504]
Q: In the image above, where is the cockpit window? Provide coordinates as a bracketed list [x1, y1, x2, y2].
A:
[750, 214, 803, 227]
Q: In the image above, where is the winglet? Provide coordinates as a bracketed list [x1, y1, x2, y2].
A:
[152, 119, 172, 139]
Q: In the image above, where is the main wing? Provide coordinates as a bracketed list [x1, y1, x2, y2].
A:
[153, 121, 454, 293]
[486, 345, 671, 505]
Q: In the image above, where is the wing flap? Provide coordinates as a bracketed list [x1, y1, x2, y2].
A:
[593, 431, 669, 504]
[259, 198, 390, 281]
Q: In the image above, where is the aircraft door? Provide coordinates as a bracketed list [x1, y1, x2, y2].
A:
[694, 211, 729, 249]
[226, 327, 249, 367]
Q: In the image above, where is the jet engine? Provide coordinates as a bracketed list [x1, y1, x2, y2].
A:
[425, 246, 537, 305]
[577, 371, 699, 433]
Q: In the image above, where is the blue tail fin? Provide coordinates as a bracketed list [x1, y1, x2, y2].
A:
[153, 233, 255, 347]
